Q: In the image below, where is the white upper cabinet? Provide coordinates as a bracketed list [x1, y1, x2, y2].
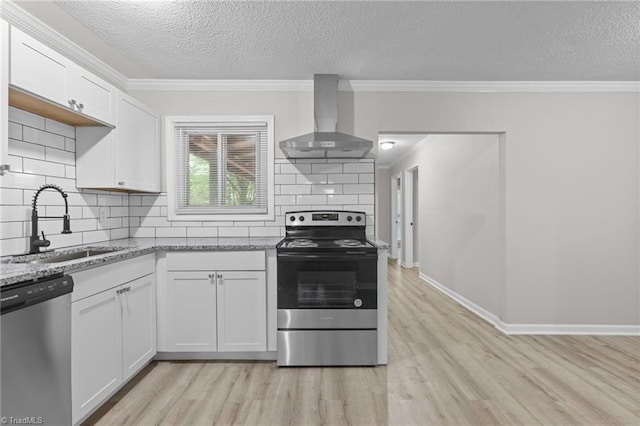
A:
[9, 26, 115, 125]
[114, 93, 160, 192]
[76, 90, 161, 193]
[10, 25, 70, 107]
[67, 66, 116, 125]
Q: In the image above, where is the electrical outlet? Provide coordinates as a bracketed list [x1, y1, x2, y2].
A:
[99, 207, 108, 222]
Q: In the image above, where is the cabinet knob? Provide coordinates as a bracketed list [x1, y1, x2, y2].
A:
[77, 103, 84, 110]
[118, 181, 125, 186]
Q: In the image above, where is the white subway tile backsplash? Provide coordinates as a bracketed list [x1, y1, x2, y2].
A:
[82, 230, 110, 244]
[0, 222, 23, 239]
[327, 194, 359, 205]
[359, 194, 375, 204]
[6, 156, 23, 173]
[97, 194, 123, 206]
[22, 127, 65, 150]
[110, 206, 129, 217]
[129, 195, 142, 206]
[23, 158, 66, 177]
[156, 227, 186, 238]
[327, 173, 358, 184]
[44, 118, 75, 138]
[9, 107, 45, 129]
[359, 174, 374, 184]
[1, 205, 30, 221]
[275, 195, 296, 205]
[296, 195, 327, 205]
[9, 139, 45, 160]
[65, 165, 76, 179]
[187, 227, 217, 237]
[311, 163, 342, 174]
[280, 184, 311, 195]
[343, 184, 374, 194]
[275, 174, 296, 184]
[111, 228, 129, 240]
[45, 147, 75, 165]
[99, 217, 122, 230]
[296, 174, 327, 184]
[130, 206, 160, 217]
[0, 188, 24, 205]
[131, 227, 155, 238]
[280, 163, 311, 174]
[249, 226, 283, 237]
[311, 184, 342, 195]
[64, 138, 75, 152]
[8, 122, 23, 140]
[173, 221, 203, 227]
[218, 227, 249, 237]
[141, 216, 170, 227]
[1, 111, 128, 255]
[1, 172, 46, 190]
[343, 163, 374, 173]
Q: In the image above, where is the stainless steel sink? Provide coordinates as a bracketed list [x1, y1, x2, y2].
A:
[28, 249, 119, 264]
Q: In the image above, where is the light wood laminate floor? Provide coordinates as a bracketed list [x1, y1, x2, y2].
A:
[86, 261, 639, 425]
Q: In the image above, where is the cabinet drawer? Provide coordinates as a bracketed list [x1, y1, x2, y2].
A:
[166, 251, 265, 271]
[72, 254, 155, 302]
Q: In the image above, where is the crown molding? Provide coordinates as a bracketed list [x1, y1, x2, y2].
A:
[129, 79, 640, 93]
[2, 0, 638, 95]
[343, 80, 640, 92]
[0, 0, 129, 90]
[128, 79, 313, 91]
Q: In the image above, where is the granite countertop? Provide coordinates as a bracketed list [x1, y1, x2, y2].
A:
[1, 237, 391, 287]
[0, 237, 283, 287]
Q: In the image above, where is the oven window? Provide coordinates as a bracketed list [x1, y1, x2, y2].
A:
[297, 271, 357, 307]
[277, 256, 377, 309]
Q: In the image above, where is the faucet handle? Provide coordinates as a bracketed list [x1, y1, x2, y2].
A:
[39, 232, 51, 248]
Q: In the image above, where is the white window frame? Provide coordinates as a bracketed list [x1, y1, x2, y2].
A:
[165, 115, 275, 222]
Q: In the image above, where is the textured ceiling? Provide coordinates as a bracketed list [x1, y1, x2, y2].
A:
[50, 0, 639, 81]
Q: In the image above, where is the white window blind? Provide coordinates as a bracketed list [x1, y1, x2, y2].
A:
[167, 117, 274, 221]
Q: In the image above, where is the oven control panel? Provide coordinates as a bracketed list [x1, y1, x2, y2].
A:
[286, 210, 366, 227]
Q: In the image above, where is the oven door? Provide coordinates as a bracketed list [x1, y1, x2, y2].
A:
[277, 252, 377, 310]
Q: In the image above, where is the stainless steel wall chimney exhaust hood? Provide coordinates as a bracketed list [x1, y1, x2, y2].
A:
[279, 75, 373, 159]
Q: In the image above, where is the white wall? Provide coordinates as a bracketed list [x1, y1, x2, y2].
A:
[367, 91, 638, 326]
[390, 134, 502, 315]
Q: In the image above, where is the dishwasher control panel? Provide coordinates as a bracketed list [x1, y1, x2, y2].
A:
[1, 275, 74, 315]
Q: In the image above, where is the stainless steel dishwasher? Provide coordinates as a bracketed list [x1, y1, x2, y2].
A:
[1, 274, 74, 425]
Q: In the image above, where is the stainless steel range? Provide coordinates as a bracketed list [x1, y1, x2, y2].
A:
[276, 210, 378, 366]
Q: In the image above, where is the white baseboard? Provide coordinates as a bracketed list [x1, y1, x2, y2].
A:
[497, 323, 640, 335]
[418, 272, 501, 327]
[418, 272, 640, 336]
[413, 262, 420, 267]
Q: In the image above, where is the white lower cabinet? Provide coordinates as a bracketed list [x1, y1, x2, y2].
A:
[121, 274, 157, 381]
[217, 271, 266, 352]
[71, 255, 156, 424]
[165, 271, 217, 351]
[72, 286, 122, 423]
[159, 251, 267, 354]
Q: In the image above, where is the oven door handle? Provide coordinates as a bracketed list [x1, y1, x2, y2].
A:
[277, 252, 378, 260]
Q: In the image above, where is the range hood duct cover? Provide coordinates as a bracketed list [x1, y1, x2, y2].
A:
[280, 74, 373, 159]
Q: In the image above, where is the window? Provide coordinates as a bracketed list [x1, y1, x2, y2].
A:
[166, 116, 274, 221]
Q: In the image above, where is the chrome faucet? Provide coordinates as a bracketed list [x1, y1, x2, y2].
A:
[30, 184, 72, 254]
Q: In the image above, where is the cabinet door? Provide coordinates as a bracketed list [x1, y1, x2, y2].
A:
[121, 274, 156, 381]
[68, 65, 115, 125]
[217, 271, 267, 352]
[72, 289, 123, 424]
[115, 92, 160, 192]
[10, 27, 70, 107]
[166, 272, 217, 352]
